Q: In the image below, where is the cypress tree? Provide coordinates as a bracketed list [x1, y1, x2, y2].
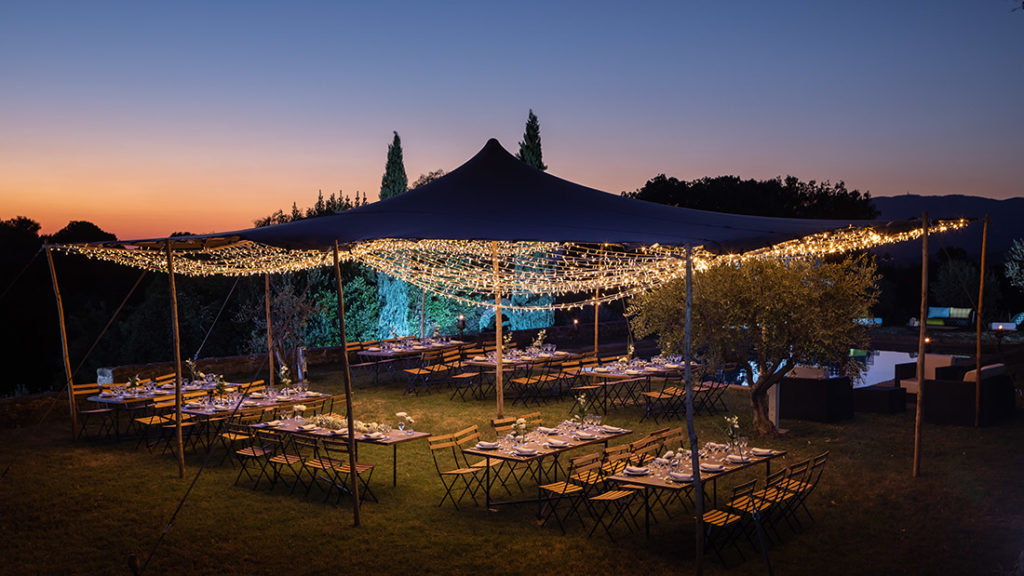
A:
[516, 110, 547, 171]
[513, 110, 553, 328]
[377, 131, 411, 336]
[380, 131, 408, 200]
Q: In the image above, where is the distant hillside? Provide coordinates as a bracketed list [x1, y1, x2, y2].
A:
[871, 195, 1024, 264]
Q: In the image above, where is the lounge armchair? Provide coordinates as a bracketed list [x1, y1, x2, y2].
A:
[921, 363, 1015, 426]
[893, 353, 972, 395]
[779, 367, 853, 422]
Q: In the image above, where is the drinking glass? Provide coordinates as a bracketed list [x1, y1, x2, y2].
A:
[398, 420, 406, 433]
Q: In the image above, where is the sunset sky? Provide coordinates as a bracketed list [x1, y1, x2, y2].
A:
[2, 1, 1022, 240]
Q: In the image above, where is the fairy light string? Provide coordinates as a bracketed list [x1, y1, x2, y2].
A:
[54, 218, 969, 312]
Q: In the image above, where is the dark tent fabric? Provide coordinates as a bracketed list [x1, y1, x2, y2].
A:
[224, 139, 890, 253]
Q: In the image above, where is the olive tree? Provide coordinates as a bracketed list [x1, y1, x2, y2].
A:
[629, 255, 879, 436]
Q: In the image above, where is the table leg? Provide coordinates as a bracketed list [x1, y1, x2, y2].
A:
[393, 444, 398, 487]
[536, 458, 544, 519]
[485, 456, 492, 510]
[644, 487, 651, 538]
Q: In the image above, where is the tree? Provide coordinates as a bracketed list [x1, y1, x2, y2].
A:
[45, 220, 117, 243]
[629, 255, 879, 436]
[516, 109, 547, 171]
[1006, 239, 1024, 294]
[377, 131, 412, 336]
[625, 174, 879, 219]
[379, 131, 408, 200]
[411, 169, 446, 189]
[931, 257, 1001, 318]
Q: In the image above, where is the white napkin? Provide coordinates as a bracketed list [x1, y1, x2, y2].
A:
[265, 420, 281, 426]
[669, 471, 693, 482]
[624, 466, 649, 475]
[535, 426, 556, 435]
[751, 448, 773, 456]
[546, 440, 569, 448]
[601, 425, 625, 434]
[299, 424, 317, 431]
[363, 432, 385, 440]
[726, 454, 749, 463]
[653, 457, 671, 466]
[575, 432, 597, 440]
[513, 447, 537, 456]
[700, 463, 724, 472]
[475, 441, 499, 450]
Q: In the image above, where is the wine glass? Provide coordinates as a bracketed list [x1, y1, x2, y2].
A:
[398, 419, 406, 433]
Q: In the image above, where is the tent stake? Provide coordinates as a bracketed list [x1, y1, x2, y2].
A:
[975, 215, 988, 427]
[166, 240, 185, 478]
[913, 213, 928, 477]
[493, 241, 504, 418]
[334, 242, 361, 525]
[45, 247, 77, 440]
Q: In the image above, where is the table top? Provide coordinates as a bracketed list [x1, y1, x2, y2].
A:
[464, 350, 577, 368]
[463, 423, 632, 462]
[357, 340, 464, 358]
[607, 448, 788, 489]
[252, 418, 430, 445]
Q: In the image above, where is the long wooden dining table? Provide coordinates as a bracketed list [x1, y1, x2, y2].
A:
[462, 422, 632, 513]
[606, 447, 788, 537]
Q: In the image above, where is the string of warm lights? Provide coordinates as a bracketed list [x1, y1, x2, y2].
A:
[53, 218, 970, 311]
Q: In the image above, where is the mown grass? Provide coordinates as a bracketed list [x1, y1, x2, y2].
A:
[1, 365, 1022, 576]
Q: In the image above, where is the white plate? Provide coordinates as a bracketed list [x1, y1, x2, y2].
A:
[475, 442, 499, 450]
[700, 464, 724, 472]
[513, 448, 537, 456]
[575, 433, 597, 441]
[363, 432, 385, 440]
[601, 425, 625, 434]
[669, 472, 693, 482]
[545, 441, 569, 448]
[624, 467, 649, 476]
[751, 448, 773, 456]
[726, 455, 750, 463]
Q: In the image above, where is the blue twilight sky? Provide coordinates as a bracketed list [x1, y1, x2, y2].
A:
[1, 0, 1022, 239]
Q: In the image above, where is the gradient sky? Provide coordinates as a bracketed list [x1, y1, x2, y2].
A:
[2, 1, 1022, 240]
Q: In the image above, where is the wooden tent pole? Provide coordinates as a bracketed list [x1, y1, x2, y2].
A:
[334, 242, 361, 525]
[682, 245, 705, 574]
[593, 288, 599, 358]
[913, 213, 928, 478]
[421, 287, 426, 340]
[265, 274, 274, 389]
[975, 215, 988, 427]
[166, 240, 185, 479]
[493, 241, 504, 419]
[45, 247, 78, 439]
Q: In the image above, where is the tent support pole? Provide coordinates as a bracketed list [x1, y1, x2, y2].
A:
[166, 240, 185, 479]
[913, 213, 928, 477]
[421, 287, 426, 340]
[334, 242, 361, 526]
[593, 289, 599, 358]
[975, 215, 988, 427]
[683, 245, 705, 575]
[265, 274, 274, 389]
[493, 241, 504, 419]
[45, 247, 78, 440]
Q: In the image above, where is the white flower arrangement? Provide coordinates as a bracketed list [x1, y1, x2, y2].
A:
[722, 415, 740, 440]
[531, 329, 547, 348]
[571, 393, 587, 423]
[502, 331, 514, 350]
[127, 374, 141, 389]
[278, 363, 292, 386]
[512, 417, 528, 437]
[293, 404, 307, 415]
[312, 412, 347, 430]
[395, 411, 414, 427]
[185, 359, 204, 381]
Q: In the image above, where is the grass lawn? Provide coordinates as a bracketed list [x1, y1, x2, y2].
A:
[1, 365, 1022, 576]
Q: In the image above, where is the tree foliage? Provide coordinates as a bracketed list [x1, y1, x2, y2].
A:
[516, 109, 547, 171]
[411, 169, 446, 189]
[629, 255, 879, 436]
[1006, 239, 1024, 294]
[625, 174, 879, 219]
[379, 131, 408, 200]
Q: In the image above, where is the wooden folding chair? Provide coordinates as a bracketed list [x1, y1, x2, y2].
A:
[71, 383, 117, 440]
[256, 429, 309, 494]
[704, 479, 758, 566]
[428, 433, 482, 509]
[538, 452, 599, 533]
[229, 423, 271, 489]
[300, 435, 377, 504]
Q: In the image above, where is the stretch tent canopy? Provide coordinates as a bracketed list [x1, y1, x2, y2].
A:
[58, 138, 965, 310]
